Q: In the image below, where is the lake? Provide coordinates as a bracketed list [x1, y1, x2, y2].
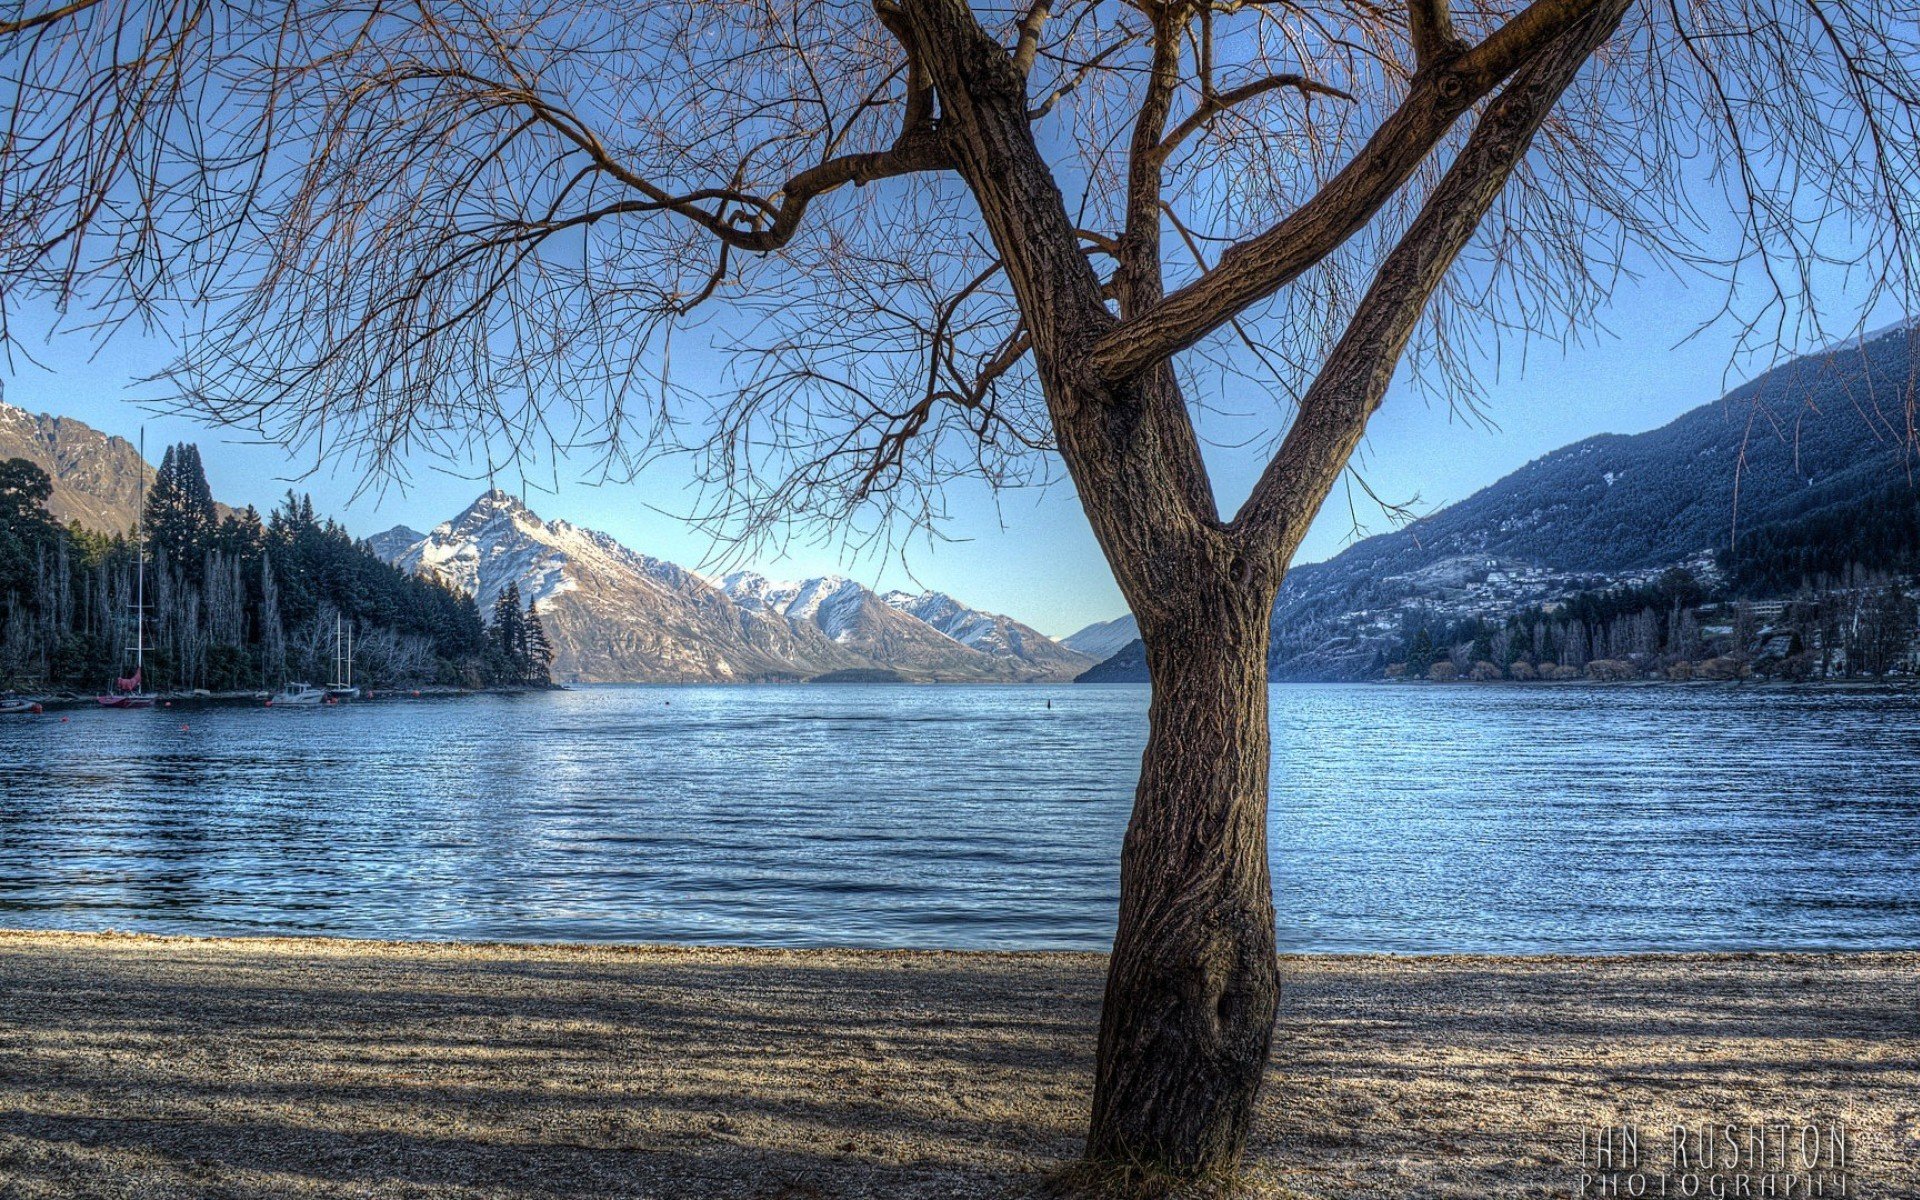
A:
[1, 683, 1917, 952]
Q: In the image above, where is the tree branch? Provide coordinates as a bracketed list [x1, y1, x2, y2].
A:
[1156, 72, 1354, 162]
[1232, 0, 1631, 557]
[1407, 0, 1465, 67]
[1012, 0, 1050, 76]
[874, 0, 937, 133]
[1027, 31, 1140, 121]
[0, 0, 105, 37]
[499, 72, 951, 255]
[1117, 4, 1190, 314]
[1087, 0, 1610, 383]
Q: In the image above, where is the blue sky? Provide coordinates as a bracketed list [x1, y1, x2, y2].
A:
[1, 279, 1899, 639]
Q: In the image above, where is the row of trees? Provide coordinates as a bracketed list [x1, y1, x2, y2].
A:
[488, 583, 555, 687]
[1385, 566, 1918, 682]
[0, 447, 550, 693]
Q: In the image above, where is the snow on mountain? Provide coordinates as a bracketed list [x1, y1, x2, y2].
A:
[1061, 614, 1140, 662]
[722, 569, 1087, 678]
[378, 491, 827, 683]
[884, 589, 1095, 675]
[724, 572, 871, 643]
[373, 491, 1088, 683]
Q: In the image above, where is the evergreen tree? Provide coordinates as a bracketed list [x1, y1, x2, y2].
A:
[0, 458, 59, 600]
[488, 582, 529, 681]
[523, 595, 553, 686]
[143, 443, 218, 584]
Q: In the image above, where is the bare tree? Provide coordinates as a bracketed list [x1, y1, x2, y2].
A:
[5, 0, 1919, 1186]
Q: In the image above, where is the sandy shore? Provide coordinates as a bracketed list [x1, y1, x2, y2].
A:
[0, 933, 1913, 1198]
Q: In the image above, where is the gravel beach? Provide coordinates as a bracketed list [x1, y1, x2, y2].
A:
[0, 933, 1913, 1198]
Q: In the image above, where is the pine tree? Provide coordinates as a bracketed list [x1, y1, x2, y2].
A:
[489, 582, 529, 682]
[523, 595, 553, 686]
[144, 443, 218, 586]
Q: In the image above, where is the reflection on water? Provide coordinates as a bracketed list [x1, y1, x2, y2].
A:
[1, 683, 1917, 951]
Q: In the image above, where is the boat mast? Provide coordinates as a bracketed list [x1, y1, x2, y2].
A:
[133, 429, 145, 682]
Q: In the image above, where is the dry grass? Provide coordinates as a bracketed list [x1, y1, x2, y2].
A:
[0, 933, 1914, 1198]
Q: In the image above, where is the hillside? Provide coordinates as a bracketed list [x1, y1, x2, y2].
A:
[0, 402, 151, 533]
[1079, 323, 1920, 681]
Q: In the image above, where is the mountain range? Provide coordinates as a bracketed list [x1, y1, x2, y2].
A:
[0, 399, 1091, 684]
[1072, 320, 1920, 681]
[372, 491, 1093, 683]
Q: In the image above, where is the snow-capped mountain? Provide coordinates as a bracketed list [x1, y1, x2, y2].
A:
[385, 490, 820, 683]
[372, 490, 1092, 683]
[365, 525, 427, 563]
[721, 570, 1089, 679]
[1061, 614, 1141, 662]
[884, 589, 1096, 676]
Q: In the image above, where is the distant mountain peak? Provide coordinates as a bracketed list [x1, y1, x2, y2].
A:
[1818, 314, 1917, 356]
[449, 487, 540, 528]
[1062, 614, 1141, 662]
[364, 525, 427, 561]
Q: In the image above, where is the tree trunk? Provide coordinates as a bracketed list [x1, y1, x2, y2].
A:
[1086, 577, 1280, 1180]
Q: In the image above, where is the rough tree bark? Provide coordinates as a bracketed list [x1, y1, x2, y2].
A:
[1088, 570, 1280, 1176]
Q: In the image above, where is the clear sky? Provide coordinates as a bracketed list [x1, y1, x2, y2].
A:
[1, 277, 1899, 639]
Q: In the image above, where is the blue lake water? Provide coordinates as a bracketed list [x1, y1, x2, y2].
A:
[1, 683, 1917, 952]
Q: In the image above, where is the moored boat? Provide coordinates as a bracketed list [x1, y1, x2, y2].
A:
[326, 614, 360, 700]
[266, 681, 326, 707]
[99, 430, 158, 711]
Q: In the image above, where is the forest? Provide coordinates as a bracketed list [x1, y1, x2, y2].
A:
[1383, 566, 1918, 682]
[0, 446, 552, 694]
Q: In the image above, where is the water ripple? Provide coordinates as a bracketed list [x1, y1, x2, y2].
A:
[1, 683, 1917, 951]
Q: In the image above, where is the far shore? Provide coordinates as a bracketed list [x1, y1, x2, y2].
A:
[1, 931, 1913, 1198]
[0, 682, 556, 710]
[11, 676, 1920, 706]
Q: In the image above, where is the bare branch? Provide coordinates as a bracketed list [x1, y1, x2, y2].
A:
[1012, 0, 1051, 76]
[1157, 72, 1355, 162]
[0, 0, 104, 37]
[1234, 0, 1633, 556]
[1089, 0, 1611, 382]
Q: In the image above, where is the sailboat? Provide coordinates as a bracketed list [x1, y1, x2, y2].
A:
[99, 431, 157, 709]
[326, 614, 360, 700]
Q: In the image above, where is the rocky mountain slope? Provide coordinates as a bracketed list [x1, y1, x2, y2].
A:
[376, 491, 1092, 684]
[1080, 322, 1920, 682]
[0, 401, 151, 533]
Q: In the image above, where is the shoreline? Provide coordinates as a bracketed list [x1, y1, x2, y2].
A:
[0, 926, 1909, 957]
[10, 676, 1919, 703]
[2, 931, 1914, 1198]
[0, 682, 556, 710]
